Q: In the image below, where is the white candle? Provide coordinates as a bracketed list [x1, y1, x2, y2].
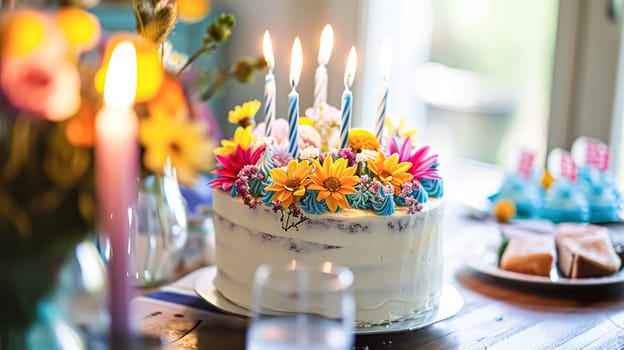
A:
[314, 24, 333, 107]
[340, 46, 357, 149]
[262, 31, 276, 138]
[376, 38, 392, 142]
[288, 37, 303, 158]
[95, 41, 138, 337]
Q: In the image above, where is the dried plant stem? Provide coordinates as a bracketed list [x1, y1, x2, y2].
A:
[200, 69, 229, 101]
[177, 44, 217, 75]
[133, 0, 145, 34]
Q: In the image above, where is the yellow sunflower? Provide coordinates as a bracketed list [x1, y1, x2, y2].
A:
[308, 157, 359, 212]
[140, 114, 215, 186]
[214, 126, 255, 157]
[265, 160, 313, 208]
[228, 100, 261, 127]
[366, 152, 413, 194]
[348, 128, 380, 153]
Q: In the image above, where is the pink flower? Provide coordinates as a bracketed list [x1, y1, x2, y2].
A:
[0, 21, 81, 121]
[271, 144, 293, 168]
[388, 137, 439, 180]
[209, 145, 265, 190]
[298, 124, 321, 149]
[253, 118, 289, 146]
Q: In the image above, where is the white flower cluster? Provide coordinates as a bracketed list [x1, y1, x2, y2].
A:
[299, 146, 320, 160]
[356, 149, 378, 163]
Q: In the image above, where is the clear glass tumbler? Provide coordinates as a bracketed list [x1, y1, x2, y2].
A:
[246, 261, 355, 350]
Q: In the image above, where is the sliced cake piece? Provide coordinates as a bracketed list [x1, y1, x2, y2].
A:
[500, 233, 556, 276]
[556, 223, 622, 278]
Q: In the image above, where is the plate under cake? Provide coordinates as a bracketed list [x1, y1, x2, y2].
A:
[211, 189, 445, 326]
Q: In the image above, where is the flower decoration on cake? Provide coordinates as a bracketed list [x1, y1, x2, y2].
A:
[308, 157, 359, 212]
[265, 160, 313, 208]
[210, 99, 445, 231]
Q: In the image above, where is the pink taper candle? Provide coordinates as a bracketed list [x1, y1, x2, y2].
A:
[96, 41, 138, 337]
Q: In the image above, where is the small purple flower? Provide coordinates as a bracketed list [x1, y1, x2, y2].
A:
[369, 181, 382, 194]
[272, 145, 293, 167]
[337, 148, 356, 167]
[359, 175, 370, 185]
[272, 200, 283, 212]
[382, 184, 394, 195]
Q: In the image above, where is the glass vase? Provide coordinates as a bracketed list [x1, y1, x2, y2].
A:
[99, 163, 189, 286]
[130, 173, 188, 286]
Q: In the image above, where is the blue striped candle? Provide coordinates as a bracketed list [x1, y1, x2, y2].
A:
[263, 73, 276, 137]
[288, 37, 303, 158]
[375, 84, 388, 141]
[340, 89, 352, 149]
[288, 89, 300, 157]
[263, 31, 276, 138]
[340, 46, 357, 150]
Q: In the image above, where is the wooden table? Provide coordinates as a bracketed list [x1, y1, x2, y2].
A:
[352, 205, 624, 350]
[137, 161, 624, 349]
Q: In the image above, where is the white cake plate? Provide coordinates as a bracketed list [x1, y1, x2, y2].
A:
[194, 266, 464, 335]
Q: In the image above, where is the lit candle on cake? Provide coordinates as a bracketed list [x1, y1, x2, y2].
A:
[288, 37, 303, 158]
[262, 30, 276, 138]
[340, 46, 357, 149]
[314, 24, 334, 107]
[376, 38, 392, 142]
[95, 41, 138, 337]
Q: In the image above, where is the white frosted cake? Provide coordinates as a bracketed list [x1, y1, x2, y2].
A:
[212, 189, 444, 325]
[209, 101, 445, 325]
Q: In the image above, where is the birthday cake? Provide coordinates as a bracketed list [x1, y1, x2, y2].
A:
[208, 95, 445, 325]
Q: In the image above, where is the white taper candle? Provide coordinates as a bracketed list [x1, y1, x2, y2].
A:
[314, 24, 334, 107]
[95, 41, 138, 338]
[376, 38, 392, 142]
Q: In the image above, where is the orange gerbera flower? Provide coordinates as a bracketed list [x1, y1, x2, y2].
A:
[265, 160, 313, 208]
[367, 152, 414, 194]
[308, 157, 359, 212]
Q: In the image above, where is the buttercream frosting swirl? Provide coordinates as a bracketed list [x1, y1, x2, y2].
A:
[420, 178, 444, 198]
[372, 191, 396, 216]
[300, 190, 329, 215]
[347, 189, 374, 210]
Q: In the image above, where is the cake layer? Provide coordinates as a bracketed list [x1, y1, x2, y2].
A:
[211, 190, 445, 325]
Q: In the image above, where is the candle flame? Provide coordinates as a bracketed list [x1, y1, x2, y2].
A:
[318, 24, 334, 65]
[344, 46, 357, 88]
[103, 41, 137, 109]
[290, 37, 303, 88]
[263, 30, 275, 70]
[379, 37, 392, 81]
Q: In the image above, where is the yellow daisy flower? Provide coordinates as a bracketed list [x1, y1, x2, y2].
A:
[367, 152, 414, 194]
[348, 128, 381, 153]
[228, 100, 261, 126]
[140, 114, 215, 186]
[214, 126, 255, 157]
[265, 160, 313, 208]
[385, 116, 417, 139]
[308, 157, 359, 212]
